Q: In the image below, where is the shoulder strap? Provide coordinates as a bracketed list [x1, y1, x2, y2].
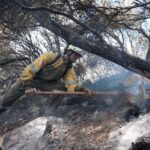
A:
[35, 54, 61, 76]
[41, 54, 61, 71]
[34, 54, 72, 81]
[46, 54, 61, 66]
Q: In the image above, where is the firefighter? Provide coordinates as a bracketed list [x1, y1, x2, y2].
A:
[0, 45, 91, 108]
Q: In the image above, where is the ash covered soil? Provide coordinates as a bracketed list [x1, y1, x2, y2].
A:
[0, 94, 141, 150]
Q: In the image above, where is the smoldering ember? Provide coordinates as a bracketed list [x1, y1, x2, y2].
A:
[1, 0, 150, 150]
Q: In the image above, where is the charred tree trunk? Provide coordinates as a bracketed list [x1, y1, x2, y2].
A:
[146, 42, 150, 63]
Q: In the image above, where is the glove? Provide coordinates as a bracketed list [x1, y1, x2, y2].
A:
[21, 81, 36, 96]
[75, 86, 92, 96]
[25, 88, 37, 96]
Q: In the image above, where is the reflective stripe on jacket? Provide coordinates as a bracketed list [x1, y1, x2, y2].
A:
[20, 52, 77, 92]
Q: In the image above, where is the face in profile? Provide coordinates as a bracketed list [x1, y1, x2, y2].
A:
[69, 52, 81, 63]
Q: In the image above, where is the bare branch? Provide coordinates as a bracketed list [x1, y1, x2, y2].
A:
[0, 57, 29, 66]
[9, 0, 104, 41]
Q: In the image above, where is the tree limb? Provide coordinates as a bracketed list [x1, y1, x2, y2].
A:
[0, 57, 29, 66]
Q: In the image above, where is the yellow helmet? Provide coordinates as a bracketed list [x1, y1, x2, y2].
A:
[68, 45, 83, 57]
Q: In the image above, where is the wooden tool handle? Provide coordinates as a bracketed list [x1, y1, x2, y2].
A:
[35, 91, 119, 95]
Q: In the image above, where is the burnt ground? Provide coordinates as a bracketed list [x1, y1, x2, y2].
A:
[0, 93, 139, 150]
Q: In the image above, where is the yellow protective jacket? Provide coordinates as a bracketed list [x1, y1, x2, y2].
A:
[20, 52, 77, 92]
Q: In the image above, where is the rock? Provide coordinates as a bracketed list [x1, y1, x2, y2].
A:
[1, 117, 47, 150]
[108, 113, 150, 150]
[129, 133, 150, 150]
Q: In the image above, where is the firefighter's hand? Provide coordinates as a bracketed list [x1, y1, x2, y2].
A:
[25, 88, 37, 96]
